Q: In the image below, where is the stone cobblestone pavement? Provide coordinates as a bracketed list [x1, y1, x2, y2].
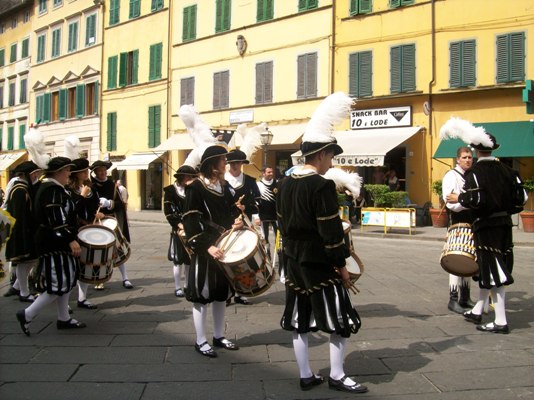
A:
[0, 211, 533, 400]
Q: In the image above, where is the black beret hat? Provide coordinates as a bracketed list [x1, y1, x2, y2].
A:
[226, 149, 250, 164]
[71, 158, 90, 173]
[45, 157, 75, 173]
[13, 161, 41, 175]
[90, 160, 113, 171]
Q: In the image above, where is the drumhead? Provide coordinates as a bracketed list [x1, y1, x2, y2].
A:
[440, 254, 478, 277]
[219, 229, 259, 264]
[101, 217, 118, 230]
[345, 256, 361, 276]
[78, 225, 116, 246]
[341, 220, 351, 234]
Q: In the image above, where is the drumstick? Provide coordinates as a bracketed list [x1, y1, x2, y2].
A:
[93, 206, 102, 224]
[219, 214, 243, 252]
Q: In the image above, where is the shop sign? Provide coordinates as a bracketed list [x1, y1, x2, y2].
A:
[229, 109, 254, 124]
[350, 106, 411, 130]
[333, 155, 383, 166]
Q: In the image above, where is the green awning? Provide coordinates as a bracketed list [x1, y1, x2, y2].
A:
[433, 121, 534, 158]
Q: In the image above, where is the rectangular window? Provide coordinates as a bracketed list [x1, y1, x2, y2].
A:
[389, 0, 414, 8]
[298, 0, 318, 12]
[23, 11, 30, 23]
[496, 32, 525, 83]
[21, 38, 29, 58]
[215, 0, 231, 33]
[19, 124, 26, 149]
[10, 43, 17, 63]
[182, 5, 197, 42]
[297, 52, 317, 99]
[449, 40, 476, 88]
[39, 0, 48, 14]
[7, 127, 14, 151]
[213, 70, 230, 109]
[11, 17, 17, 29]
[53, 0, 63, 7]
[349, 51, 373, 97]
[76, 84, 85, 117]
[67, 87, 76, 118]
[109, 0, 120, 25]
[0, 49, 4, 67]
[68, 22, 78, 52]
[85, 81, 99, 115]
[51, 28, 61, 58]
[151, 0, 164, 12]
[36, 94, 44, 122]
[8, 81, 16, 106]
[51, 91, 59, 121]
[43, 92, 51, 122]
[108, 55, 118, 89]
[119, 50, 139, 87]
[148, 105, 161, 148]
[37, 34, 46, 62]
[390, 44, 416, 94]
[0, 84, 4, 108]
[255, 61, 273, 104]
[107, 112, 117, 151]
[180, 77, 195, 106]
[59, 88, 67, 120]
[149, 43, 163, 80]
[129, 0, 141, 19]
[257, 0, 274, 22]
[85, 14, 97, 46]
[19, 78, 27, 103]
[350, 0, 372, 15]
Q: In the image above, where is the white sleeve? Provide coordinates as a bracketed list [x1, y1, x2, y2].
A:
[442, 170, 468, 212]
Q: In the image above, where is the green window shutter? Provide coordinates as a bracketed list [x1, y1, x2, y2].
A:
[183, 5, 197, 41]
[10, 43, 17, 63]
[21, 38, 29, 58]
[7, 127, 14, 150]
[401, 44, 416, 92]
[36, 95, 43, 123]
[215, 0, 222, 32]
[350, 0, 358, 15]
[509, 32, 525, 82]
[132, 50, 139, 84]
[359, 51, 372, 97]
[149, 44, 162, 80]
[76, 84, 85, 117]
[257, 0, 273, 22]
[0, 49, 4, 66]
[68, 22, 78, 52]
[119, 52, 128, 86]
[52, 29, 60, 57]
[108, 55, 118, 89]
[224, 0, 231, 30]
[86, 14, 96, 46]
[59, 88, 67, 120]
[93, 81, 99, 115]
[360, 0, 372, 13]
[19, 124, 26, 149]
[390, 0, 401, 8]
[349, 53, 359, 96]
[43, 93, 51, 122]
[216, 0, 231, 33]
[449, 42, 461, 88]
[148, 106, 155, 147]
[462, 40, 476, 87]
[129, 0, 140, 19]
[37, 35, 45, 62]
[152, 0, 164, 12]
[110, 0, 120, 25]
[390, 46, 401, 93]
[107, 112, 117, 151]
[150, 105, 161, 147]
[401, 0, 414, 4]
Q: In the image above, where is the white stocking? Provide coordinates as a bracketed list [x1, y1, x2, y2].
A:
[24, 292, 57, 321]
[212, 300, 226, 339]
[118, 264, 129, 281]
[56, 293, 72, 321]
[471, 288, 490, 315]
[77, 281, 89, 302]
[173, 265, 182, 290]
[15, 262, 35, 297]
[192, 303, 208, 346]
[292, 332, 313, 379]
[491, 286, 507, 326]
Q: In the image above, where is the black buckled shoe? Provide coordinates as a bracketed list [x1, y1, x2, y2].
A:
[234, 296, 251, 305]
[16, 310, 31, 336]
[122, 280, 134, 289]
[476, 322, 509, 334]
[213, 336, 239, 350]
[300, 374, 324, 391]
[56, 319, 87, 330]
[328, 376, 368, 393]
[463, 311, 482, 324]
[19, 294, 36, 303]
[4, 287, 20, 297]
[77, 300, 98, 309]
[195, 341, 217, 358]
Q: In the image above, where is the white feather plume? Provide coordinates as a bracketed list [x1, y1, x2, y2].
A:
[182, 148, 201, 169]
[179, 105, 216, 148]
[64, 135, 81, 160]
[439, 117, 493, 148]
[24, 127, 50, 169]
[238, 122, 265, 160]
[323, 167, 362, 198]
[303, 92, 354, 143]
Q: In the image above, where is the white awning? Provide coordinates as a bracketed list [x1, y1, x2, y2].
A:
[291, 126, 422, 167]
[114, 151, 165, 170]
[269, 124, 306, 145]
[0, 151, 27, 172]
[155, 134, 196, 151]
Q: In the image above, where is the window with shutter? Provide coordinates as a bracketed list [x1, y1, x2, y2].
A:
[299, 0, 318, 11]
[22, 38, 29, 58]
[10, 43, 17, 63]
[449, 40, 476, 88]
[76, 84, 85, 118]
[119, 52, 128, 87]
[107, 112, 117, 151]
[36, 95, 44, 123]
[180, 77, 195, 105]
[257, 0, 274, 22]
[51, 92, 59, 121]
[349, 51, 372, 97]
[390, 44, 415, 93]
[37, 34, 46, 62]
[19, 124, 26, 149]
[0, 49, 4, 67]
[148, 105, 161, 148]
[43, 93, 51, 122]
[85, 14, 96, 46]
[59, 89, 67, 120]
[20, 79, 28, 104]
[390, 0, 413, 8]
[152, 0, 164, 12]
[68, 22, 78, 52]
[183, 5, 197, 42]
[8, 81, 15, 106]
[129, 0, 141, 19]
[67, 87, 76, 118]
[213, 71, 229, 109]
[255, 61, 273, 104]
[297, 53, 317, 99]
[149, 43, 163, 80]
[110, 0, 120, 25]
[215, 0, 231, 33]
[108, 56, 118, 89]
[350, 0, 372, 15]
[496, 32, 525, 83]
[7, 127, 14, 151]
[51, 28, 61, 58]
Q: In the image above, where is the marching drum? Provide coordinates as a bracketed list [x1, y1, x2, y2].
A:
[215, 227, 275, 297]
[77, 225, 116, 284]
[345, 251, 364, 283]
[100, 216, 131, 266]
[440, 223, 478, 277]
[342, 220, 354, 253]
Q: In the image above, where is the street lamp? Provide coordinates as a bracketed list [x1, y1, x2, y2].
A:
[260, 127, 273, 169]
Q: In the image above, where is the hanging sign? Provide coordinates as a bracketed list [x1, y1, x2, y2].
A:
[350, 106, 412, 130]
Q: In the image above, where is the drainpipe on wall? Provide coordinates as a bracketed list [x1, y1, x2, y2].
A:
[427, 0, 436, 200]
[330, 0, 336, 94]
[166, 2, 173, 182]
[98, 3, 105, 155]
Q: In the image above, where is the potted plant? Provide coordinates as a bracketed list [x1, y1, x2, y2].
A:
[429, 180, 448, 227]
[520, 178, 534, 232]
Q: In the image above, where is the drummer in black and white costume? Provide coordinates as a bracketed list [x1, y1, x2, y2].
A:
[441, 146, 475, 314]
[163, 165, 197, 297]
[179, 105, 243, 358]
[277, 93, 367, 393]
[90, 160, 134, 290]
[443, 119, 528, 334]
[257, 166, 278, 249]
[16, 156, 87, 335]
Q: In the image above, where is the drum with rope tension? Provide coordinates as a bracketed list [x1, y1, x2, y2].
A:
[77, 225, 116, 284]
[440, 222, 478, 277]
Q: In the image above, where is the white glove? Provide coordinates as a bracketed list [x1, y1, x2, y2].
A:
[99, 197, 111, 209]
